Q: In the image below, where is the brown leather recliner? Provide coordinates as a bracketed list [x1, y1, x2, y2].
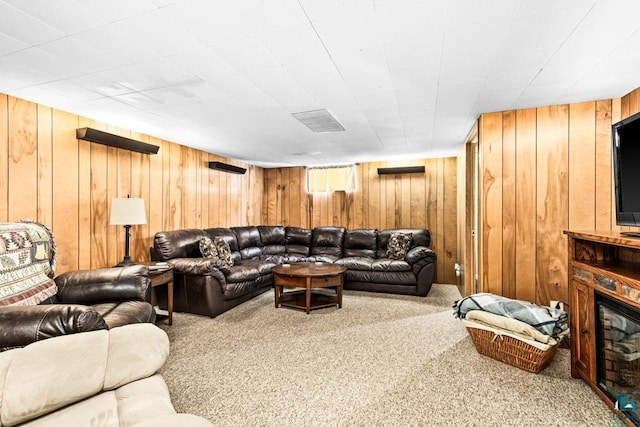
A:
[0, 222, 155, 349]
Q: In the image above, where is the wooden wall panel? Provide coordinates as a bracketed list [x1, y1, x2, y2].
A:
[502, 111, 516, 299]
[514, 108, 537, 303]
[442, 157, 457, 285]
[0, 94, 262, 273]
[476, 87, 640, 306]
[8, 98, 38, 222]
[262, 157, 458, 284]
[535, 105, 569, 306]
[77, 116, 92, 269]
[36, 105, 53, 228]
[52, 110, 79, 273]
[568, 102, 596, 231]
[480, 112, 503, 296]
[0, 95, 7, 222]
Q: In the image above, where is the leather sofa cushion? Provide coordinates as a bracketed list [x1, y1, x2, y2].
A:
[231, 226, 262, 260]
[258, 226, 286, 255]
[225, 265, 260, 283]
[335, 256, 374, 270]
[377, 228, 430, 258]
[336, 257, 411, 272]
[344, 270, 416, 285]
[205, 228, 241, 264]
[371, 259, 411, 272]
[310, 226, 345, 258]
[237, 259, 276, 276]
[154, 229, 208, 260]
[343, 229, 377, 258]
[285, 227, 311, 255]
[223, 275, 271, 300]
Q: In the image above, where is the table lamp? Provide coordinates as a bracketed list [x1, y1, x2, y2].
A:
[110, 196, 147, 267]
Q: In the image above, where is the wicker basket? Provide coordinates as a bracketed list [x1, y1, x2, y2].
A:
[466, 324, 559, 374]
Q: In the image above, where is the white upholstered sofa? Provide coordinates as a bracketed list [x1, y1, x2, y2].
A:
[0, 323, 211, 426]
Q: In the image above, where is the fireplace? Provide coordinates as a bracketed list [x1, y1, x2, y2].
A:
[596, 291, 640, 425]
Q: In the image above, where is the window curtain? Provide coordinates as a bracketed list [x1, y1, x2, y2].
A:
[307, 165, 356, 192]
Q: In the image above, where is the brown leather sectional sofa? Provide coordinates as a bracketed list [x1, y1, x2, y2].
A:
[152, 226, 437, 318]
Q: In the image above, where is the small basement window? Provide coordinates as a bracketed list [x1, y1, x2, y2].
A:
[306, 164, 356, 193]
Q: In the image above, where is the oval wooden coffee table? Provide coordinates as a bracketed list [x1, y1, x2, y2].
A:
[272, 263, 346, 314]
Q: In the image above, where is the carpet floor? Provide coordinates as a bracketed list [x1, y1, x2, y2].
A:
[158, 284, 613, 426]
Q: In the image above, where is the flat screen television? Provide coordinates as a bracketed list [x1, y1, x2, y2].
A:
[613, 111, 640, 236]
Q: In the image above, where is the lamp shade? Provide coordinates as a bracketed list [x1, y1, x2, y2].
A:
[110, 198, 147, 225]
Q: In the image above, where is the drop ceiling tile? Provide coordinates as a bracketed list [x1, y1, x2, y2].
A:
[298, 0, 371, 22]
[0, 2, 65, 45]
[116, 8, 203, 57]
[223, 0, 309, 36]
[113, 91, 165, 109]
[264, 87, 319, 112]
[164, 0, 252, 46]
[78, 0, 166, 22]
[36, 36, 114, 76]
[258, 22, 329, 66]
[73, 25, 162, 67]
[1, 47, 77, 84]
[3, 0, 107, 34]
[0, 31, 29, 56]
[169, 48, 238, 81]
[34, 80, 103, 101]
[92, 59, 202, 93]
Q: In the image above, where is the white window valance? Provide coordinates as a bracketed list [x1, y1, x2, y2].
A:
[306, 165, 356, 192]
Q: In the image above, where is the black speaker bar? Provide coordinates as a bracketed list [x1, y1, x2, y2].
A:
[377, 166, 425, 175]
[76, 128, 160, 155]
[208, 161, 247, 174]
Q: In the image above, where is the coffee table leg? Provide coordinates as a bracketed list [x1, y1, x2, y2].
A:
[337, 284, 342, 308]
[275, 283, 281, 308]
[167, 280, 174, 325]
[306, 277, 311, 314]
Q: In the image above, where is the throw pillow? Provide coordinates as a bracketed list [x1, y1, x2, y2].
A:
[213, 236, 234, 267]
[199, 236, 218, 259]
[385, 232, 413, 260]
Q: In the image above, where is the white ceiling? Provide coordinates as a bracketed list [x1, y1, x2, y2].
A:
[1, 0, 640, 168]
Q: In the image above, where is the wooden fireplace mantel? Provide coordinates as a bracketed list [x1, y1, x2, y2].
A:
[565, 230, 640, 424]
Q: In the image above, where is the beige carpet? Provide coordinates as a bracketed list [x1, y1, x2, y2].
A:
[158, 284, 612, 426]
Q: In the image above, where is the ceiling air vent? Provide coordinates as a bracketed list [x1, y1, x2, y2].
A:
[292, 109, 345, 133]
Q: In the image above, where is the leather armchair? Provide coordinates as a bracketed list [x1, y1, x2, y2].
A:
[0, 264, 156, 349]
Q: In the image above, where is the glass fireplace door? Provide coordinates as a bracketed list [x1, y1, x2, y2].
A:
[596, 292, 640, 425]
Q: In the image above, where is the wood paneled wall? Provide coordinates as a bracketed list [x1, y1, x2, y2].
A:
[0, 94, 263, 274]
[478, 87, 640, 306]
[262, 158, 458, 284]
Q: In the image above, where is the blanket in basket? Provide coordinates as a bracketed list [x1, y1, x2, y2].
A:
[453, 293, 568, 338]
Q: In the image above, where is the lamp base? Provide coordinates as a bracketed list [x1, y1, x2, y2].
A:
[113, 256, 137, 267]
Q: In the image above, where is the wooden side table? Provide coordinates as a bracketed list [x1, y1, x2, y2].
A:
[144, 263, 174, 325]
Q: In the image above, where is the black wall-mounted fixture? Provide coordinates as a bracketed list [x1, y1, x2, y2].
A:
[76, 128, 160, 155]
[208, 161, 246, 175]
[377, 166, 425, 175]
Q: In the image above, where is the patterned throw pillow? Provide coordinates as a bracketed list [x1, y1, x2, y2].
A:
[385, 232, 413, 260]
[199, 236, 218, 258]
[213, 237, 234, 267]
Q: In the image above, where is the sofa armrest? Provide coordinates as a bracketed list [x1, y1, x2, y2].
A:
[55, 265, 150, 305]
[0, 304, 107, 348]
[405, 246, 437, 265]
[169, 258, 229, 277]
